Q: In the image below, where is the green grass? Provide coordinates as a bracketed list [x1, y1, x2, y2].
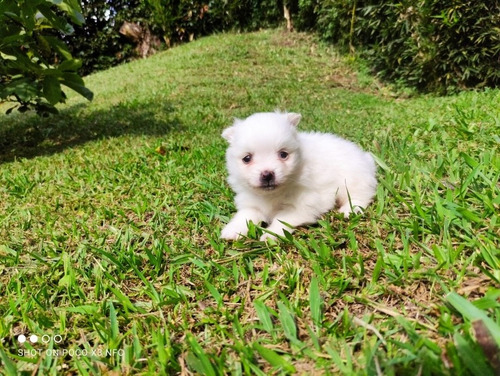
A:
[1, 29, 499, 375]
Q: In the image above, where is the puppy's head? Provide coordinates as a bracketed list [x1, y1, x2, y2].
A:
[222, 112, 302, 192]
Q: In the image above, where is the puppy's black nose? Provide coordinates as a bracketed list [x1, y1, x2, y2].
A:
[260, 170, 275, 184]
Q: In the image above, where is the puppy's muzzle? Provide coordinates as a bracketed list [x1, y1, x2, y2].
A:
[260, 170, 276, 189]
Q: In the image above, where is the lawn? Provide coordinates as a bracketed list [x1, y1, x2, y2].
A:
[0, 29, 499, 375]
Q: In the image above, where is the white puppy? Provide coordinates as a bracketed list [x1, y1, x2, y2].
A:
[221, 112, 377, 241]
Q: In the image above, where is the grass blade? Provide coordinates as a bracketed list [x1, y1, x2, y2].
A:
[186, 333, 216, 376]
[446, 292, 500, 346]
[205, 281, 223, 308]
[277, 301, 298, 344]
[254, 300, 274, 334]
[109, 301, 119, 345]
[0, 348, 17, 376]
[253, 343, 296, 373]
[454, 332, 494, 376]
[309, 276, 322, 327]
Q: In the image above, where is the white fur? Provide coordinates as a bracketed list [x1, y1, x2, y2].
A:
[221, 112, 377, 241]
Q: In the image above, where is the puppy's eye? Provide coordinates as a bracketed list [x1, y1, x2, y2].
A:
[279, 151, 289, 160]
[242, 154, 252, 164]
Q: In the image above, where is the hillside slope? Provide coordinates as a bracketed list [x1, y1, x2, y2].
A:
[1, 30, 499, 375]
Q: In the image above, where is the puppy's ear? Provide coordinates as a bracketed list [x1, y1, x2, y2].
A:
[222, 126, 235, 143]
[287, 113, 302, 127]
[222, 118, 243, 143]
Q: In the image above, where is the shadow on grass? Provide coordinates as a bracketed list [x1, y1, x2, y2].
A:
[0, 100, 181, 163]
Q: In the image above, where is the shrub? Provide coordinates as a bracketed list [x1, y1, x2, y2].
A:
[63, 0, 285, 76]
[296, 0, 500, 93]
[146, 0, 283, 44]
[63, 0, 150, 76]
[0, 0, 93, 115]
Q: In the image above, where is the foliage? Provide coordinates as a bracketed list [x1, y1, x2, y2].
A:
[28, 0, 497, 94]
[67, 0, 285, 75]
[294, 0, 500, 93]
[63, 0, 151, 76]
[208, 0, 284, 32]
[1, 30, 499, 374]
[0, 0, 93, 116]
[356, 0, 500, 93]
[141, 0, 284, 44]
[145, 0, 222, 44]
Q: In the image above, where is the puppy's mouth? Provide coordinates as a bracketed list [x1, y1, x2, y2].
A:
[258, 181, 278, 190]
[260, 184, 277, 190]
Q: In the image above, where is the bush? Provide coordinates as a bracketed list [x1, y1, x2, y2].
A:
[30, 0, 497, 94]
[64, 0, 153, 76]
[145, 0, 283, 44]
[64, 0, 285, 76]
[0, 0, 93, 115]
[296, 0, 500, 93]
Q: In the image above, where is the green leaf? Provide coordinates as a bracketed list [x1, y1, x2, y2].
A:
[186, 334, 216, 376]
[3, 12, 25, 27]
[58, 274, 72, 287]
[109, 286, 140, 313]
[37, 4, 74, 34]
[309, 276, 322, 327]
[153, 329, 168, 367]
[59, 58, 82, 72]
[4, 78, 40, 102]
[185, 352, 205, 375]
[460, 152, 479, 169]
[62, 305, 99, 314]
[254, 300, 274, 333]
[61, 73, 93, 101]
[109, 302, 119, 342]
[56, 0, 85, 25]
[325, 344, 351, 374]
[44, 36, 74, 60]
[0, 52, 17, 60]
[372, 154, 390, 172]
[454, 332, 495, 376]
[277, 301, 298, 343]
[204, 281, 223, 308]
[253, 343, 296, 373]
[446, 292, 500, 346]
[43, 75, 63, 104]
[456, 206, 482, 224]
[0, 348, 17, 376]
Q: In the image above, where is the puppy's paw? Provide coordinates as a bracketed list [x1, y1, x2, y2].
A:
[338, 204, 364, 218]
[221, 222, 248, 240]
